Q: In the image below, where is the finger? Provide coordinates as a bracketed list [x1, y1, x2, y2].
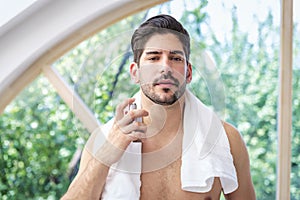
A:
[119, 109, 149, 126]
[128, 131, 147, 142]
[117, 121, 147, 135]
[115, 98, 135, 120]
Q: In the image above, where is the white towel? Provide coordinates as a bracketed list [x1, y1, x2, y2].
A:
[86, 90, 238, 199]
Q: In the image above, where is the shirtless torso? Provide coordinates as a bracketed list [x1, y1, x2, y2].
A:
[140, 158, 222, 200]
[139, 127, 223, 200]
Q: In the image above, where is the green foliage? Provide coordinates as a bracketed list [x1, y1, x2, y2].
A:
[291, 30, 300, 198]
[206, 8, 280, 200]
[0, 76, 86, 199]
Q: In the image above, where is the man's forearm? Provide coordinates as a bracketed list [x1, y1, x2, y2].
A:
[61, 154, 109, 200]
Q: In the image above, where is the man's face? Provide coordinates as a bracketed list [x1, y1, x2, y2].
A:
[132, 33, 192, 105]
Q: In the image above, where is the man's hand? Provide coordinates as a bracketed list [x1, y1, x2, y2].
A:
[109, 98, 148, 148]
[94, 98, 149, 166]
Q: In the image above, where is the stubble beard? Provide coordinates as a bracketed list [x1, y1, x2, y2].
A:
[141, 81, 186, 105]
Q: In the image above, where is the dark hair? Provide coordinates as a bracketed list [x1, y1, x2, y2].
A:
[131, 14, 190, 65]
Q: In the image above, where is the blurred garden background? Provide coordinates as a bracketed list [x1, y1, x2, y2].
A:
[1, 0, 300, 199]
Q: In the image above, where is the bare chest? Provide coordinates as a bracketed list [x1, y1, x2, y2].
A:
[140, 158, 222, 200]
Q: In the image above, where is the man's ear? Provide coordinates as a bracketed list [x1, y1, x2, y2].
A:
[186, 62, 192, 83]
[130, 62, 140, 83]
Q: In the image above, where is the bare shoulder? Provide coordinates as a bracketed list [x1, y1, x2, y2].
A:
[221, 121, 248, 168]
[222, 121, 256, 199]
[222, 122, 242, 141]
[222, 121, 247, 157]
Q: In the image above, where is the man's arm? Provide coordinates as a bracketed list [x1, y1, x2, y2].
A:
[61, 146, 109, 200]
[61, 128, 135, 200]
[223, 122, 256, 200]
[61, 98, 148, 199]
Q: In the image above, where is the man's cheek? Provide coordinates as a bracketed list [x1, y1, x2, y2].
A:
[139, 66, 157, 83]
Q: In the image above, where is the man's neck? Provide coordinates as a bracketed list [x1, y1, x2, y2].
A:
[140, 91, 185, 142]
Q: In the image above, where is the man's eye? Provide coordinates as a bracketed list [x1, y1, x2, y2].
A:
[148, 57, 159, 61]
[171, 57, 184, 62]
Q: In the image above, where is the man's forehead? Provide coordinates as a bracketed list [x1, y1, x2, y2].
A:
[143, 33, 184, 50]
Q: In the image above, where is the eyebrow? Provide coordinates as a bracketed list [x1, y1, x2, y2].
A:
[170, 50, 184, 56]
[145, 50, 184, 56]
[145, 51, 162, 55]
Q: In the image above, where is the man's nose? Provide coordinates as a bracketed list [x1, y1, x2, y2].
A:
[159, 56, 172, 74]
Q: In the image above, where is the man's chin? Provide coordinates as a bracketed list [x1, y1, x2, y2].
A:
[151, 94, 178, 105]
[141, 86, 183, 105]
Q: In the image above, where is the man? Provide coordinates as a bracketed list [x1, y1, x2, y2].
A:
[62, 14, 256, 200]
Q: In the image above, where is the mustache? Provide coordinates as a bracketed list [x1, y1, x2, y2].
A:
[152, 72, 180, 86]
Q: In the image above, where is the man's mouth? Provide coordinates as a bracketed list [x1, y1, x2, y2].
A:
[153, 79, 178, 87]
